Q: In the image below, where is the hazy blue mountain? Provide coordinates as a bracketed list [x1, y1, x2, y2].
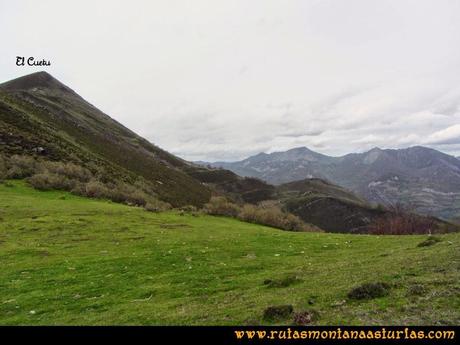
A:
[208, 146, 460, 220]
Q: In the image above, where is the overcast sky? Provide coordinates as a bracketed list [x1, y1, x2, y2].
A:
[1, 0, 460, 161]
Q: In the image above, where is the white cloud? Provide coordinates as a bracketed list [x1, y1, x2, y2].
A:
[425, 124, 460, 145]
[352, 135, 383, 145]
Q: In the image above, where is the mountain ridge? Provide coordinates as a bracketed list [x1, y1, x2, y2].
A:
[208, 145, 460, 220]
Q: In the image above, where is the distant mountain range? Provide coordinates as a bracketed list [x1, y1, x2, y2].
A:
[207, 146, 460, 220]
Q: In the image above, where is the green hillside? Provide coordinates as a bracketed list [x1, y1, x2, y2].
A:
[0, 72, 210, 207]
[276, 178, 387, 233]
[1, 181, 459, 325]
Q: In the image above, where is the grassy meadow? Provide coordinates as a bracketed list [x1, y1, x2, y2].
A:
[0, 181, 459, 325]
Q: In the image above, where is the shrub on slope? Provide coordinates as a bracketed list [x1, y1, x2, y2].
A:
[204, 196, 318, 232]
[2, 154, 171, 211]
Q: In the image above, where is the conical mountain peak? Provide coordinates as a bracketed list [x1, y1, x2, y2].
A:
[0, 71, 74, 94]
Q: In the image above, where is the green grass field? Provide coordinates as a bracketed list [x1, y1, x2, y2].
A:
[0, 181, 459, 325]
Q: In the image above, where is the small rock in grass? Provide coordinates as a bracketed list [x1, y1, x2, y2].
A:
[293, 310, 319, 325]
[263, 305, 294, 321]
[407, 283, 426, 296]
[331, 299, 347, 307]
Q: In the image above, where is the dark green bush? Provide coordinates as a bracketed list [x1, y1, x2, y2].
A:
[347, 282, 391, 300]
[27, 173, 78, 191]
[6, 155, 39, 178]
[417, 236, 442, 247]
[239, 203, 312, 232]
[203, 197, 317, 232]
[108, 182, 149, 206]
[43, 161, 92, 182]
[407, 283, 426, 296]
[1, 155, 171, 212]
[0, 156, 6, 181]
[84, 180, 110, 198]
[179, 205, 198, 212]
[262, 305, 294, 321]
[204, 196, 241, 217]
[144, 200, 171, 212]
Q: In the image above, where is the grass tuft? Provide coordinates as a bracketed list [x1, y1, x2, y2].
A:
[262, 305, 294, 321]
[347, 282, 391, 300]
[417, 237, 442, 247]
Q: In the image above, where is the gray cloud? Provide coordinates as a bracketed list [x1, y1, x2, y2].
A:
[278, 130, 324, 138]
[1, 0, 460, 161]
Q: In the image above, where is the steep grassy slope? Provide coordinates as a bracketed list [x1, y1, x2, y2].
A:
[1, 181, 459, 325]
[0, 72, 210, 206]
[276, 179, 387, 233]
